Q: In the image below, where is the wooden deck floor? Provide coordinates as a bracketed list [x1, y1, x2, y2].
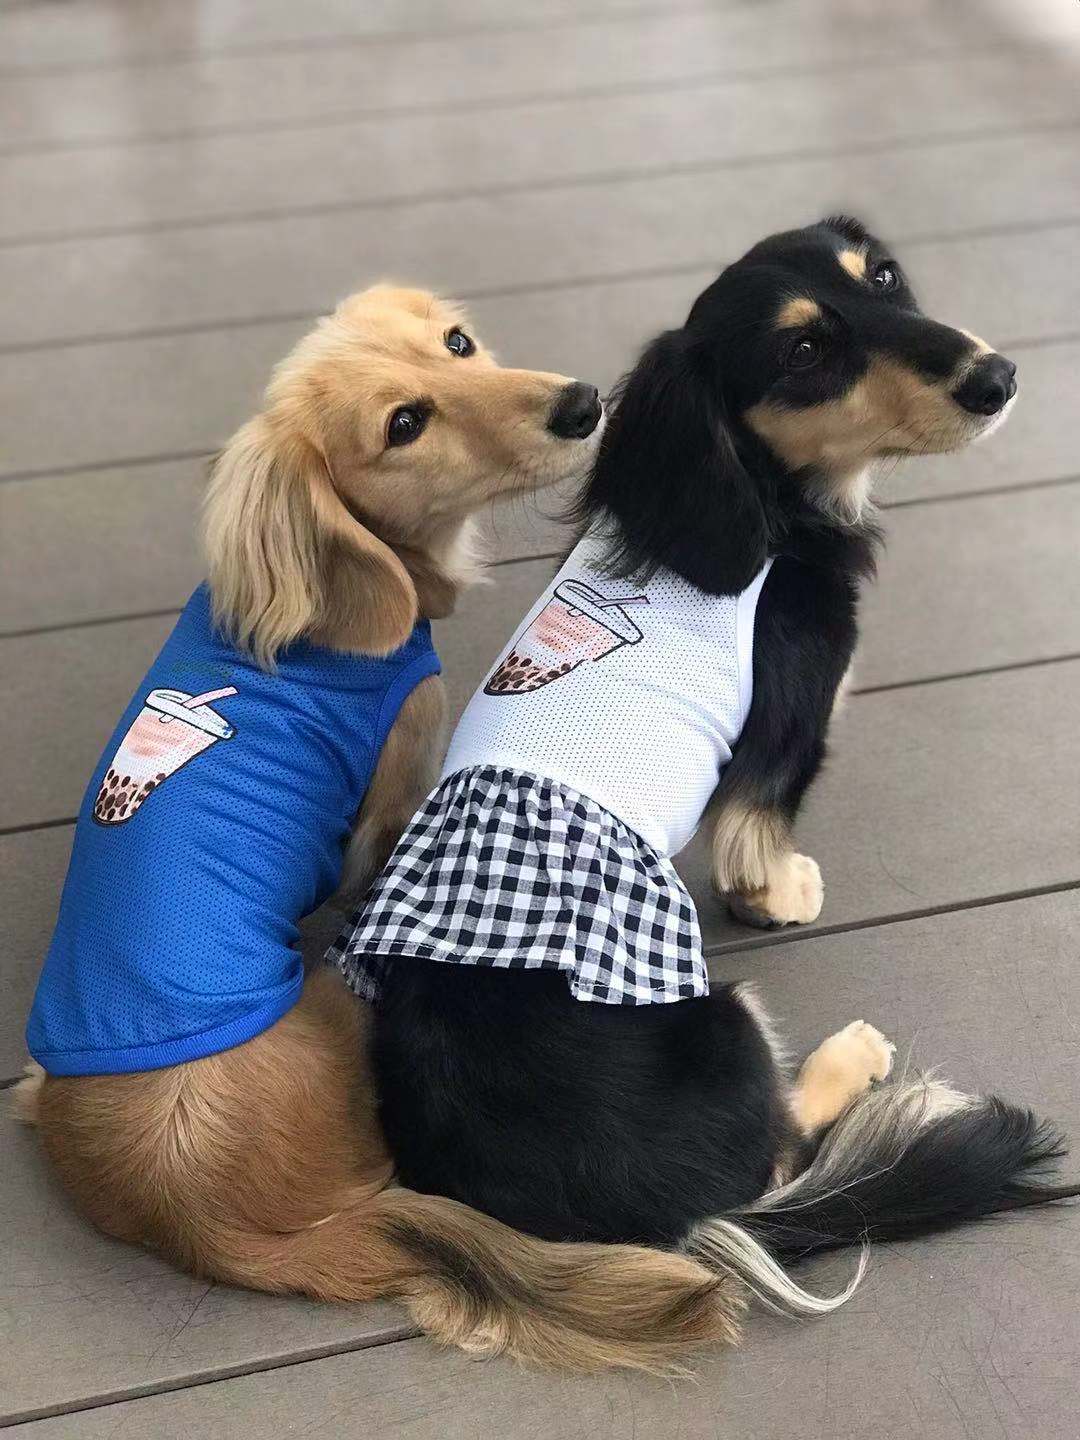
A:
[2, 2, 1078, 1434]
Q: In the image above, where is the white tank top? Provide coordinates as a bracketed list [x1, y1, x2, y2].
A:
[444, 534, 772, 858]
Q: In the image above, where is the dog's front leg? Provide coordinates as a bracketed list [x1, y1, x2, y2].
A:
[709, 559, 855, 928]
[712, 804, 824, 928]
[336, 674, 446, 905]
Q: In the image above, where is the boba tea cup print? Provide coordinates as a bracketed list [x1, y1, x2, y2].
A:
[93, 686, 238, 825]
[484, 580, 649, 694]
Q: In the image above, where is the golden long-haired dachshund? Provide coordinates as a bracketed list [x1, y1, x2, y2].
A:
[19, 285, 609, 1350]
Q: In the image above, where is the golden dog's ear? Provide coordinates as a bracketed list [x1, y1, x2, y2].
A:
[204, 417, 417, 669]
[303, 460, 419, 655]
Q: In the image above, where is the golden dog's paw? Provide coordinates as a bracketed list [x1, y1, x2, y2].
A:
[728, 852, 824, 928]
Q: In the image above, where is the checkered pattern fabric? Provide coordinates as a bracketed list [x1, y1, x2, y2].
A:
[330, 766, 708, 1006]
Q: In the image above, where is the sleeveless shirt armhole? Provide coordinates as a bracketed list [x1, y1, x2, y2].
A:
[358, 647, 442, 796]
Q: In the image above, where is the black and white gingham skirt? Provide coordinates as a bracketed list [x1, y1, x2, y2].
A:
[330, 766, 707, 1005]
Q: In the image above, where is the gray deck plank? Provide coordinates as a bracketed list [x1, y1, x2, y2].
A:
[689, 661, 1080, 953]
[0, 0, 675, 71]
[3, 82, 1079, 347]
[1, 241, 1076, 487]
[0, 4, 976, 153]
[0, 460, 209, 635]
[856, 482, 1080, 688]
[5, 484, 1079, 827]
[9, 890, 1078, 1435]
[6, 52, 1066, 244]
[0, 827, 73, 1077]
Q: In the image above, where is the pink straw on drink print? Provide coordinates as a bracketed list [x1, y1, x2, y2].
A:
[173, 686, 238, 714]
[93, 685, 239, 826]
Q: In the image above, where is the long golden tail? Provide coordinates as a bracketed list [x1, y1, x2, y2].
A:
[212, 1184, 745, 1374]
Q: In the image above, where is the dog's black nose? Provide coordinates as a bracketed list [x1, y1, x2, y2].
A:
[548, 381, 602, 439]
[953, 354, 1017, 416]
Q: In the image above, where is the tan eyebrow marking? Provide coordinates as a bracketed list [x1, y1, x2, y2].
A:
[837, 248, 868, 280]
[776, 296, 821, 329]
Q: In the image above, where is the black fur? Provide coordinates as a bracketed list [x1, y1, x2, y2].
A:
[375, 961, 791, 1246]
[371, 219, 1066, 1262]
[575, 219, 909, 842]
[580, 326, 772, 595]
[736, 1099, 1075, 1263]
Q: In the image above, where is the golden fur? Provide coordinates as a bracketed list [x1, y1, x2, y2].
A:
[200, 282, 600, 883]
[338, 673, 446, 900]
[203, 285, 595, 667]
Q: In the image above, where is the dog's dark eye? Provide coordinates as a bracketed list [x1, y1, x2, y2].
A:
[784, 336, 823, 371]
[872, 262, 900, 292]
[445, 327, 474, 357]
[387, 406, 427, 447]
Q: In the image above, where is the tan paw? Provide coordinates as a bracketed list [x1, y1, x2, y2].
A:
[816, 1020, 895, 1086]
[792, 1021, 896, 1132]
[729, 852, 824, 928]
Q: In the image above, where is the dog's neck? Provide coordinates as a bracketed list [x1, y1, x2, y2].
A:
[739, 434, 882, 584]
[394, 516, 487, 621]
[803, 462, 876, 527]
[774, 481, 881, 584]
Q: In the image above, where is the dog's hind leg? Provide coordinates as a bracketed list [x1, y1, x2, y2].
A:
[32, 966, 396, 1270]
[789, 1020, 895, 1135]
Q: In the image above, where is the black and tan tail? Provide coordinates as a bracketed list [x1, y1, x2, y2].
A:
[384, 1077, 1076, 1370]
[687, 1076, 1077, 1311]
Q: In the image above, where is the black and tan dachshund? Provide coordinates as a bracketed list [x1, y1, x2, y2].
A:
[365, 220, 1075, 1371]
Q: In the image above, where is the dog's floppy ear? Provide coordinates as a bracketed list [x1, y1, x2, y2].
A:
[581, 329, 768, 594]
[204, 416, 417, 668]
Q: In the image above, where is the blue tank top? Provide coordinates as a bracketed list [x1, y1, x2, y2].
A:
[26, 585, 440, 1075]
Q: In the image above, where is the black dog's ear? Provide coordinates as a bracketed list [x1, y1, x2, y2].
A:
[578, 329, 768, 595]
